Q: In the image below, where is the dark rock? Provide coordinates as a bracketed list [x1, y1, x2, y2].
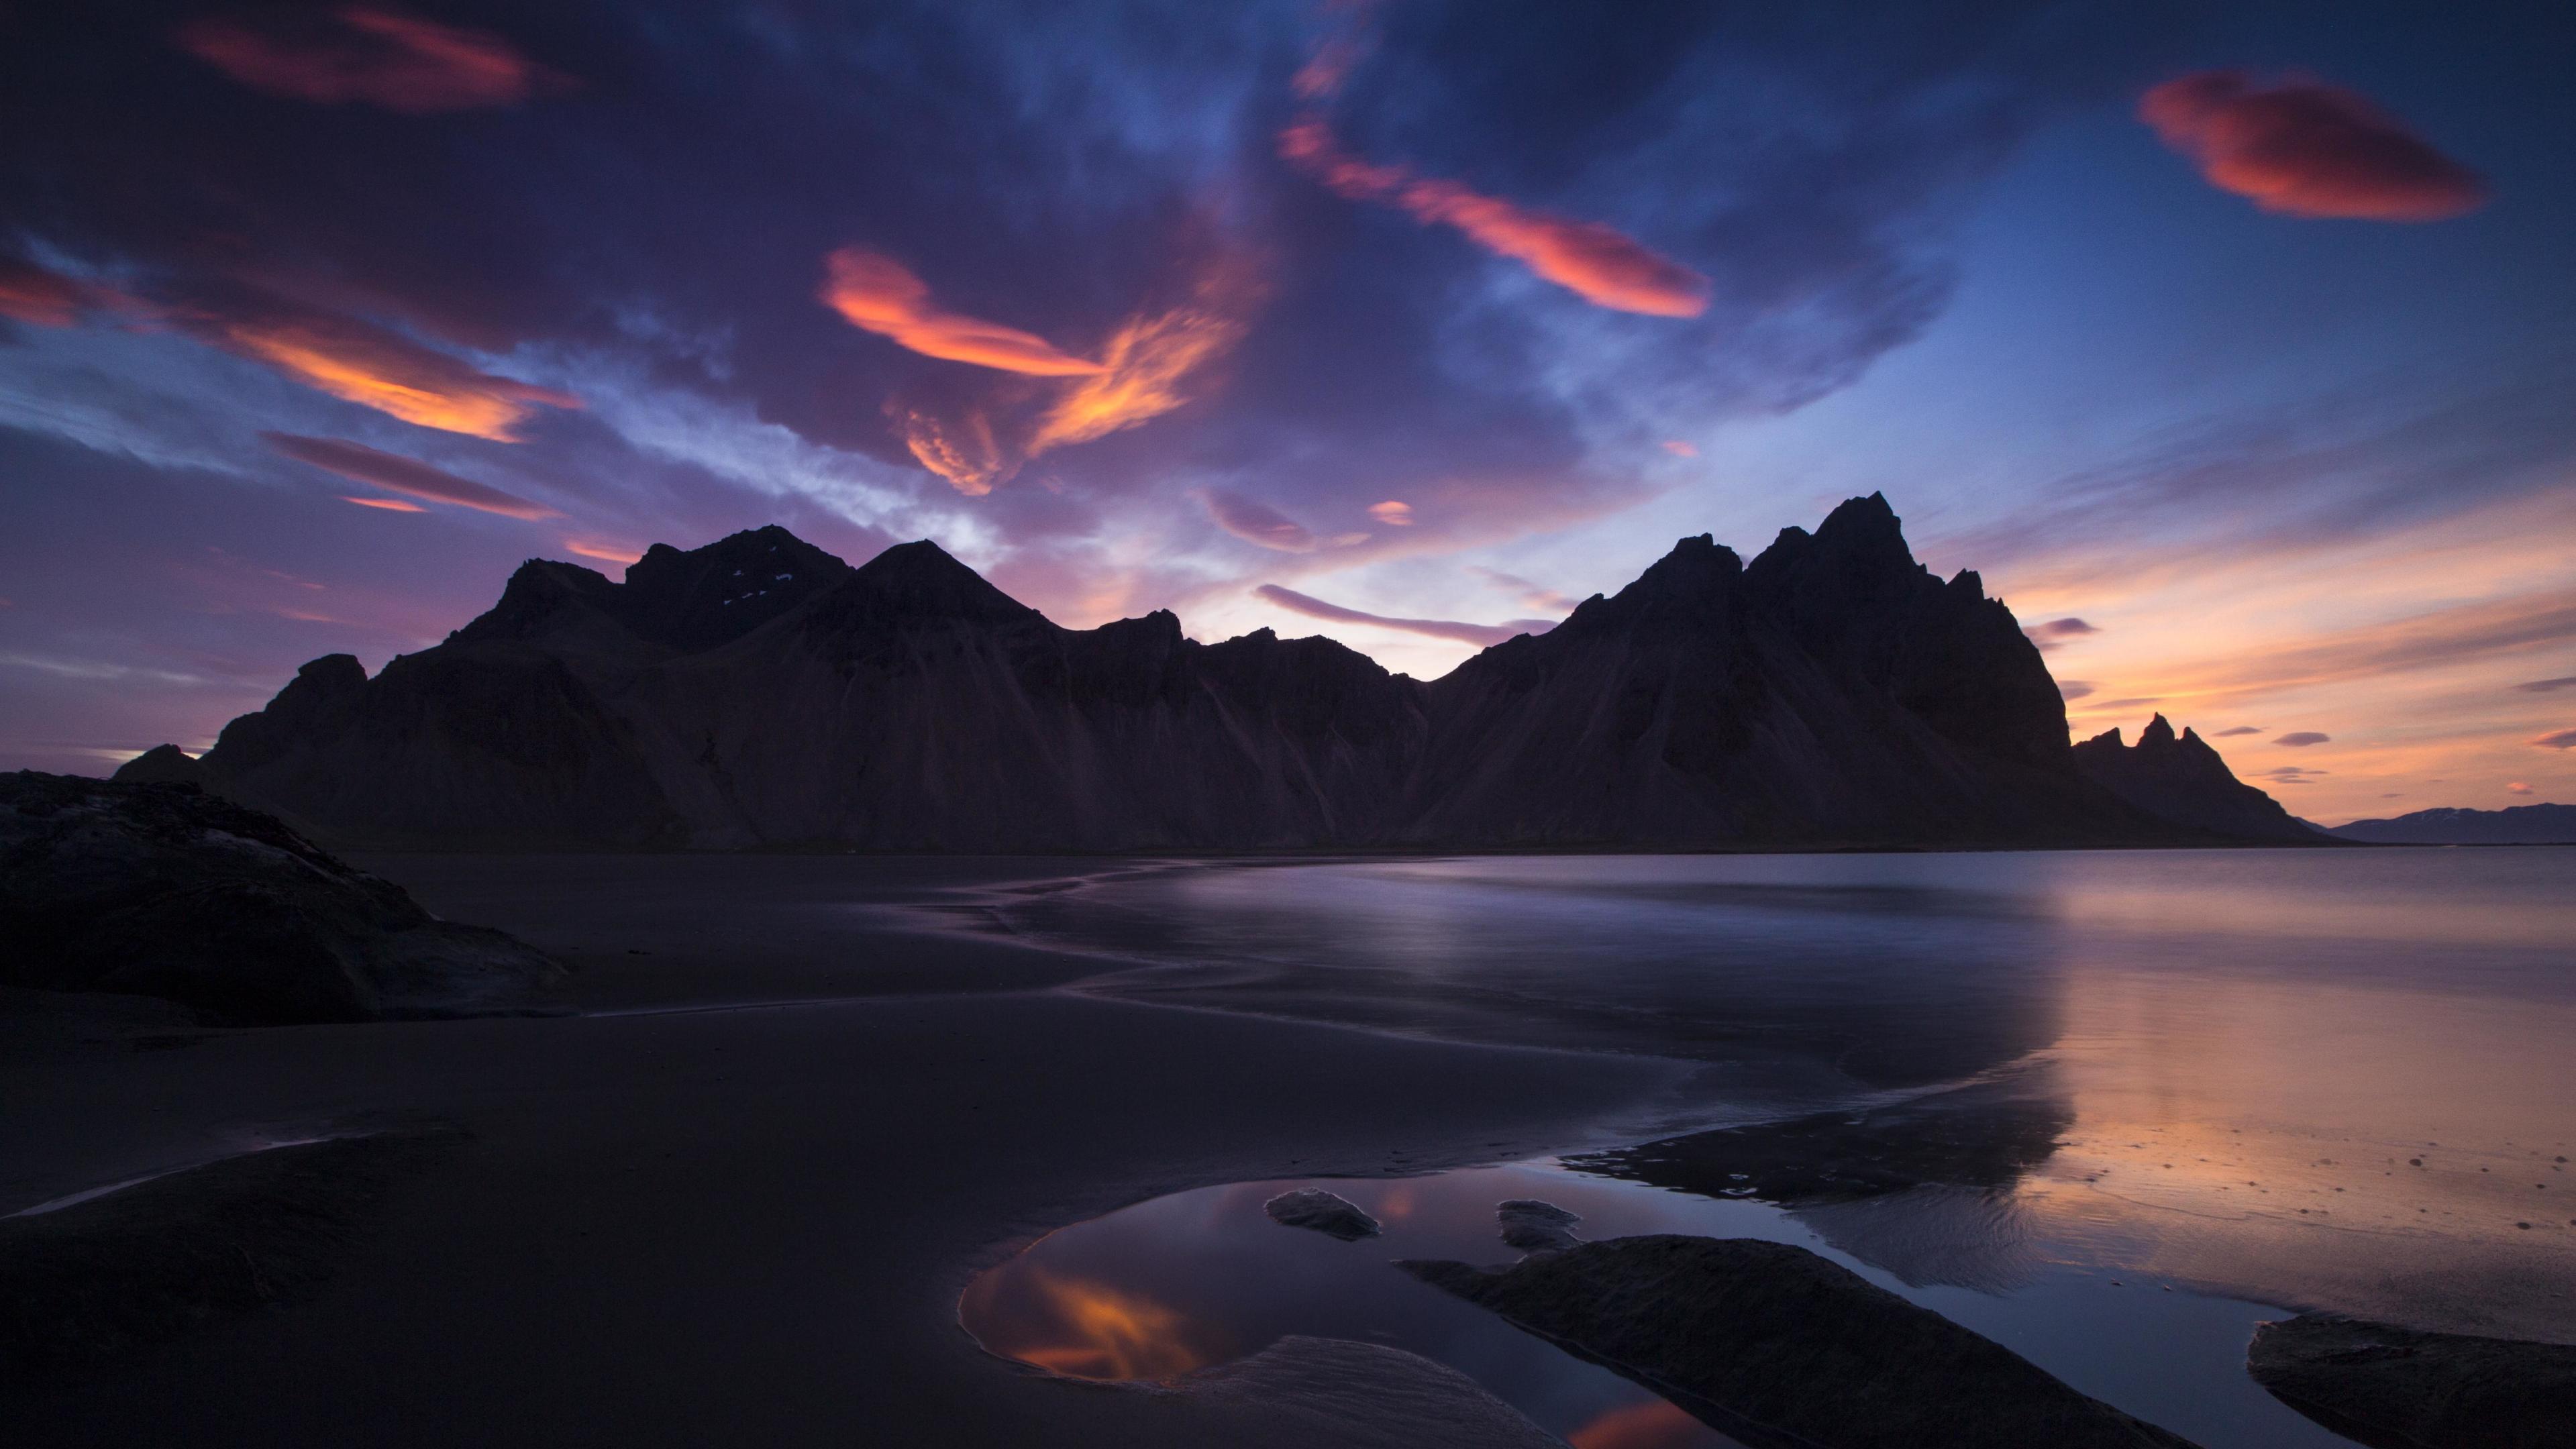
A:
[0, 771, 564, 1024]
[1496, 1199, 1582, 1252]
[0, 1131, 461, 1384]
[1400, 1235, 2202, 1448]
[1264, 1189, 1381, 1241]
[181, 499, 2312, 851]
[2248, 1313, 2576, 1449]
[108, 743, 209, 786]
[2072, 714, 2326, 842]
[2329, 802, 2576, 845]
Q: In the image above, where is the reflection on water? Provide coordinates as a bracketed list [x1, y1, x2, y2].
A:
[968, 848, 2576, 1342]
[959, 1163, 2354, 1448]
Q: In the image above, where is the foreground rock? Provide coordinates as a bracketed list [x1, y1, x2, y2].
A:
[1402, 1236, 2201, 1448]
[150, 498, 2301, 851]
[1496, 1199, 1582, 1253]
[2249, 1313, 2576, 1448]
[0, 772, 564, 1024]
[1264, 1189, 1381, 1241]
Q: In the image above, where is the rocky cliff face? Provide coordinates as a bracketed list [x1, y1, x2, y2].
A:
[134, 499, 2308, 851]
[2071, 714, 2325, 843]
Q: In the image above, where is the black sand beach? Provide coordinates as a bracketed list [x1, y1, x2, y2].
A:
[4, 856, 1686, 1447]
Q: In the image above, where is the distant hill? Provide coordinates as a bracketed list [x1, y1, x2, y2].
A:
[116, 496, 2315, 853]
[2328, 803, 2576, 845]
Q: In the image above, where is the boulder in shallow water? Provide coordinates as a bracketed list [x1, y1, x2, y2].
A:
[1401, 1234, 2202, 1448]
[1264, 1189, 1381, 1241]
[2248, 1313, 2576, 1449]
[1496, 1199, 1582, 1253]
[0, 771, 565, 1025]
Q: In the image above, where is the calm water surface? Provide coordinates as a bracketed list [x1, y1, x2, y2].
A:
[947, 849, 2576, 1446]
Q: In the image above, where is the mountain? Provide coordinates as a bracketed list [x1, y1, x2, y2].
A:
[2071, 714, 2328, 843]
[123, 496, 2312, 852]
[2328, 802, 2576, 845]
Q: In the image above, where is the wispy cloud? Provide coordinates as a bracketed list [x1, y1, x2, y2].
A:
[263, 432, 558, 519]
[1367, 500, 1414, 527]
[185, 305, 579, 440]
[1254, 583, 1551, 648]
[2517, 676, 2576, 694]
[1028, 268, 1255, 451]
[1278, 119, 1708, 317]
[2273, 731, 2331, 747]
[2532, 727, 2576, 751]
[178, 5, 566, 113]
[1201, 490, 1323, 552]
[2139, 71, 2485, 221]
[820, 249, 1102, 378]
[1468, 566, 1578, 614]
[2212, 725, 2264, 737]
[342, 496, 425, 513]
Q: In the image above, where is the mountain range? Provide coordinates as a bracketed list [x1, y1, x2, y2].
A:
[2327, 802, 2576, 845]
[120, 495, 2316, 853]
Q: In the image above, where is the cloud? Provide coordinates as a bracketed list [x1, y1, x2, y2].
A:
[1367, 500, 1414, 526]
[2260, 765, 2325, 784]
[1027, 271, 1255, 452]
[2531, 727, 2576, 750]
[342, 496, 425, 513]
[2024, 616, 2099, 651]
[0, 257, 97, 327]
[1254, 583, 1551, 649]
[2508, 782, 2534, 795]
[1468, 566, 1577, 614]
[178, 304, 579, 440]
[564, 539, 643, 566]
[1200, 490, 1320, 552]
[820, 249, 1104, 378]
[2100, 696, 2161, 708]
[262, 433, 558, 519]
[2212, 726, 2263, 737]
[2273, 731, 2331, 747]
[1278, 119, 1709, 317]
[894, 406, 1011, 496]
[1660, 439, 1698, 458]
[2518, 676, 2576, 693]
[2139, 70, 2485, 221]
[177, 5, 564, 113]
[2057, 680, 2096, 701]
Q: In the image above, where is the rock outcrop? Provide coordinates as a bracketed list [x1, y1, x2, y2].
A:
[2071, 714, 2326, 842]
[1, 771, 564, 1024]
[2329, 802, 2576, 845]
[2248, 1313, 2576, 1449]
[134, 497, 2309, 852]
[1401, 1235, 2202, 1448]
[1264, 1189, 1382, 1241]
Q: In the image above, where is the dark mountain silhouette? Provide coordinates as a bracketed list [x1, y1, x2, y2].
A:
[2070, 714, 2327, 843]
[123, 496, 2312, 851]
[2328, 802, 2576, 845]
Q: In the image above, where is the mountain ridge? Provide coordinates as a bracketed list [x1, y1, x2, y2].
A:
[121, 497, 2314, 853]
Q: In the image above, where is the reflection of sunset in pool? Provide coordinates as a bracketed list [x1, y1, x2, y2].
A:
[1566, 1397, 1707, 1448]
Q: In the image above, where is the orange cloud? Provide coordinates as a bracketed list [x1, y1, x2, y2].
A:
[263, 432, 558, 519]
[0, 257, 91, 327]
[821, 249, 1103, 378]
[896, 405, 1012, 496]
[342, 496, 425, 512]
[1027, 273, 1255, 453]
[1368, 500, 1414, 526]
[1280, 119, 1709, 317]
[2508, 781, 2534, 794]
[178, 5, 562, 113]
[2140, 71, 2486, 221]
[198, 309, 578, 439]
[564, 538, 643, 566]
[1255, 582, 1551, 647]
[2532, 728, 2576, 751]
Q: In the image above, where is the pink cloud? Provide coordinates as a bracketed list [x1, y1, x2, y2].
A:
[2508, 782, 2534, 795]
[178, 5, 565, 113]
[1660, 439, 1698, 458]
[821, 249, 1104, 378]
[2530, 727, 2576, 750]
[2140, 70, 2485, 221]
[1278, 119, 1709, 317]
[564, 539, 644, 566]
[262, 432, 558, 519]
[1254, 584, 1553, 648]
[1368, 500, 1414, 527]
[1200, 490, 1319, 552]
[342, 496, 425, 513]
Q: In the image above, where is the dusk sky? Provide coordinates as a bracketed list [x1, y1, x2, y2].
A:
[3, 0, 2570, 824]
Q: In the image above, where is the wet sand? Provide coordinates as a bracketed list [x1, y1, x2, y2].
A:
[3, 856, 1686, 1447]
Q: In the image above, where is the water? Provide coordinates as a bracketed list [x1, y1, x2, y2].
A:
[948, 849, 2576, 1444]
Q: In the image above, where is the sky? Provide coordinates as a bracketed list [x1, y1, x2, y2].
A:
[1, 1, 2570, 825]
